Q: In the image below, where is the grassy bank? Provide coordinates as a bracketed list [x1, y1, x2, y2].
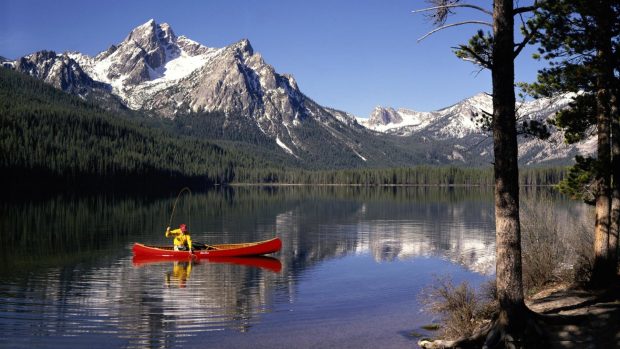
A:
[417, 191, 595, 342]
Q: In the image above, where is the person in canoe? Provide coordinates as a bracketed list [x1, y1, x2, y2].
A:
[166, 223, 193, 252]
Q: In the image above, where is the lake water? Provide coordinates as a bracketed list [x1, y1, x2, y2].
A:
[0, 186, 587, 348]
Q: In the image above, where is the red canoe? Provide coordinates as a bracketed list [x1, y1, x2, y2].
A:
[132, 237, 282, 259]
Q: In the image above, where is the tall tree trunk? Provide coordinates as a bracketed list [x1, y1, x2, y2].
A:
[492, 0, 526, 333]
[611, 87, 619, 273]
[591, 0, 614, 286]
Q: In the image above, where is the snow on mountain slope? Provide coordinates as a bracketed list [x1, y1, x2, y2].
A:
[361, 93, 595, 165]
[5, 19, 593, 166]
[8, 19, 389, 166]
[66, 20, 224, 110]
[362, 92, 491, 138]
[13, 50, 111, 98]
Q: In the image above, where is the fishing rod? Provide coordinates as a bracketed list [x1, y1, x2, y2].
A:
[168, 187, 192, 232]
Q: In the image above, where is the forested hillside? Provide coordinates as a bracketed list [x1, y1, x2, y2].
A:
[0, 68, 279, 187]
[0, 68, 568, 189]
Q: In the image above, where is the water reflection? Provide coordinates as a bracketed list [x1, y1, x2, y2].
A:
[0, 186, 587, 348]
[165, 261, 192, 288]
[133, 257, 283, 274]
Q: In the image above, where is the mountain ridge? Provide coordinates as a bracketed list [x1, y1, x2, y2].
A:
[360, 93, 595, 165]
[2, 19, 594, 167]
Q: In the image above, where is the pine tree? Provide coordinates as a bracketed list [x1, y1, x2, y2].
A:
[414, 0, 549, 347]
[526, 0, 619, 286]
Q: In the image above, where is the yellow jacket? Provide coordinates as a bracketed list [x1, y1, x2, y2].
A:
[165, 227, 192, 250]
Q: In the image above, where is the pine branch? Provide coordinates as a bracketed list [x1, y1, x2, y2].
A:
[513, 13, 548, 59]
[453, 45, 492, 69]
[412, 4, 493, 16]
[513, 34, 534, 59]
[418, 21, 493, 42]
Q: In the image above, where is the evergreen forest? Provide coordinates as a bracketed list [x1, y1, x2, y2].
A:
[0, 68, 567, 190]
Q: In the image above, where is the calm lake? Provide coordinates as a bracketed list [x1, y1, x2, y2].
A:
[0, 186, 588, 349]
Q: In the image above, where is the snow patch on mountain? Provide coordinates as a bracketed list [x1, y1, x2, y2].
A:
[9, 19, 593, 166]
[365, 106, 430, 133]
[353, 149, 367, 162]
[148, 50, 214, 83]
[360, 92, 594, 165]
[67, 21, 227, 110]
[362, 93, 493, 139]
[276, 137, 295, 156]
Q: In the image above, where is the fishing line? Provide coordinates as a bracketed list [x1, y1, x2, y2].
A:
[168, 187, 192, 231]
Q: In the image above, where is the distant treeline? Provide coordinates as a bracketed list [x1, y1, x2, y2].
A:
[0, 68, 567, 189]
[232, 166, 567, 186]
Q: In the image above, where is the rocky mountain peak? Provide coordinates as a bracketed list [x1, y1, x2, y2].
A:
[368, 106, 402, 126]
[125, 19, 175, 45]
[282, 73, 298, 90]
[231, 38, 254, 56]
[8, 17, 594, 167]
[176, 36, 210, 56]
[95, 44, 118, 61]
[26, 50, 57, 62]
[93, 19, 185, 85]
[448, 92, 492, 113]
[157, 22, 176, 43]
[123, 19, 178, 68]
[13, 50, 108, 96]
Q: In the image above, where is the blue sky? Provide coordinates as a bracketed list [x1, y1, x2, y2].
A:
[0, 0, 542, 117]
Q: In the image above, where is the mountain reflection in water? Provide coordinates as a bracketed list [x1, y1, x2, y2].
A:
[0, 186, 587, 348]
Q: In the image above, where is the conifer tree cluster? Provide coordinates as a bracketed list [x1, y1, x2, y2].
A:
[526, 0, 619, 287]
[0, 66, 567, 189]
[416, 1, 619, 347]
[0, 68, 275, 187]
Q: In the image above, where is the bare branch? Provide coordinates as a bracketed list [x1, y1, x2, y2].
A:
[513, 5, 539, 15]
[412, 4, 493, 16]
[472, 66, 486, 78]
[461, 57, 483, 65]
[518, 9, 527, 35]
[513, 12, 531, 59]
[418, 21, 493, 42]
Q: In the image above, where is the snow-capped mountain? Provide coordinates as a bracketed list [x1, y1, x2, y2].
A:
[360, 93, 596, 165]
[65, 20, 307, 123]
[10, 19, 391, 167]
[362, 93, 493, 138]
[4, 19, 594, 167]
[14, 50, 111, 97]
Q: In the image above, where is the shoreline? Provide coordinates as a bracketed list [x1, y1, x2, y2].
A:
[526, 281, 620, 348]
[228, 183, 557, 188]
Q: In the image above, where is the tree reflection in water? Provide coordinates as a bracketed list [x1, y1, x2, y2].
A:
[0, 186, 588, 348]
